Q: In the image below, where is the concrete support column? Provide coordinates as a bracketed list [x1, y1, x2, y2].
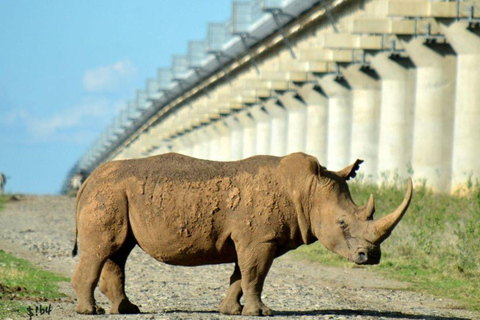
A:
[442, 21, 480, 191]
[250, 104, 271, 156]
[237, 110, 257, 159]
[201, 127, 212, 159]
[173, 134, 193, 156]
[150, 140, 172, 156]
[403, 37, 456, 192]
[213, 120, 231, 161]
[124, 139, 143, 160]
[158, 133, 174, 155]
[296, 83, 329, 164]
[225, 116, 244, 161]
[342, 64, 381, 181]
[168, 135, 180, 154]
[191, 130, 203, 159]
[264, 99, 288, 156]
[371, 52, 415, 182]
[116, 147, 131, 160]
[139, 129, 159, 157]
[192, 127, 211, 160]
[205, 124, 222, 161]
[317, 74, 352, 170]
[151, 117, 176, 156]
[279, 91, 307, 154]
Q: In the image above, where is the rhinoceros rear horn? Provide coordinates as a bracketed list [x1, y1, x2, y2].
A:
[372, 177, 413, 244]
[358, 194, 375, 221]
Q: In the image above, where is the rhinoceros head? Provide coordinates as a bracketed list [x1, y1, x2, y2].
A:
[310, 159, 413, 265]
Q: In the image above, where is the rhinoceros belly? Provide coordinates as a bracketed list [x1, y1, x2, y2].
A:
[126, 178, 238, 266]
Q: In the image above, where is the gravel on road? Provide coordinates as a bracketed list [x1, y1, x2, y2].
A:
[0, 195, 476, 320]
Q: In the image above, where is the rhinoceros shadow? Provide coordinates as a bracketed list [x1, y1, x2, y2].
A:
[162, 308, 469, 319]
[275, 309, 469, 320]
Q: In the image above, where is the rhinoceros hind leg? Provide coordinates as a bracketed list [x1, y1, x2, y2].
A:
[98, 237, 140, 314]
[72, 254, 106, 314]
[237, 242, 276, 316]
[218, 262, 243, 315]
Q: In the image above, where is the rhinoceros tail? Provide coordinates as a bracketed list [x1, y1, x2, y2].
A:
[72, 176, 88, 257]
[72, 236, 78, 257]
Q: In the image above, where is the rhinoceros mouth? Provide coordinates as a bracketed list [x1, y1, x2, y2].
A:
[351, 248, 381, 265]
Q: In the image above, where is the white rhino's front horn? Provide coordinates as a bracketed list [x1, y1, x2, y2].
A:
[372, 177, 413, 244]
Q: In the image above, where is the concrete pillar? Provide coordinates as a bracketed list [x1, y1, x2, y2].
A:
[191, 131, 202, 159]
[200, 126, 212, 159]
[205, 124, 222, 161]
[250, 104, 271, 156]
[442, 21, 480, 191]
[190, 103, 212, 160]
[150, 140, 172, 156]
[152, 116, 176, 155]
[115, 148, 130, 160]
[225, 116, 244, 161]
[403, 37, 456, 192]
[264, 99, 288, 156]
[296, 83, 329, 164]
[163, 134, 177, 153]
[371, 52, 415, 183]
[173, 133, 193, 156]
[317, 74, 352, 170]
[168, 135, 179, 154]
[213, 120, 231, 161]
[124, 139, 143, 159]
[341, 64, 381, 181]
[192, 127, 211, 160]
[278, 91, 308, 154]
[157, 130, 175, 155]
[236, 110, 257, 159]
[139, 128, 160, 156]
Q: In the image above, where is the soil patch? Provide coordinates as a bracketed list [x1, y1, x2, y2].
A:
[0, 195, 477, 319]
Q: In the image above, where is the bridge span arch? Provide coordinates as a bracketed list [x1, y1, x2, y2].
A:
[68, 0, 480, 194]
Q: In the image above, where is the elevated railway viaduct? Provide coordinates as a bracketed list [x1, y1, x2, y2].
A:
[66, 0, 480, 194]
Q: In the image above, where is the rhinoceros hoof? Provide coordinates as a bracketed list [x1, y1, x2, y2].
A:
[242, 304, 274, 316]
[111, 299, 141, 314]
[76, 304, 105, 315]
[218, 300, 243, 315]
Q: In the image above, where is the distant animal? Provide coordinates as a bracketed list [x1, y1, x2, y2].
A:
[0, 173, 6, 196]
[70, 173, 85, 191]
[72, 152, 412, 316]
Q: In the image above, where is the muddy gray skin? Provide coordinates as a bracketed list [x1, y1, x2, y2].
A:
[71, 152, 412, 316]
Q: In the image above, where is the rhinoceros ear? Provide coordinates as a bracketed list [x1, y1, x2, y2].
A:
[336, 159, 363, 180]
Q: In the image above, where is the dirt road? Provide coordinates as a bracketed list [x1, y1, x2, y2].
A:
[0, 196, 476, 319]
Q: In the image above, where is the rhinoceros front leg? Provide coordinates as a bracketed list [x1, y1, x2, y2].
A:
[237, 242, 276, 316]
[218, 262, 243, 315]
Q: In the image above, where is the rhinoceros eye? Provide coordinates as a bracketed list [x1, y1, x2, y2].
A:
[339, 220, 347, 229]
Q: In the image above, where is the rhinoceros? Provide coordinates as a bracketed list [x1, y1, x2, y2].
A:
[72, 152, 412, 316]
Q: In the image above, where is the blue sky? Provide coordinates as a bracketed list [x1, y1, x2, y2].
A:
[0, 1, 231, 194]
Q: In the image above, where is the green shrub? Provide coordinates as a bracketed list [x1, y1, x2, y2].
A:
[0, 250, 69, 318]
[0, 196, 5, 211]
[292, 179, 480, 311]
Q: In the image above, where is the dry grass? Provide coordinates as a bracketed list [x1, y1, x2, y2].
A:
[0, 267, 29, 282]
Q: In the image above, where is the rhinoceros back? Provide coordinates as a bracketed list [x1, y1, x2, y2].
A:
[83, 153, 287, 266]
